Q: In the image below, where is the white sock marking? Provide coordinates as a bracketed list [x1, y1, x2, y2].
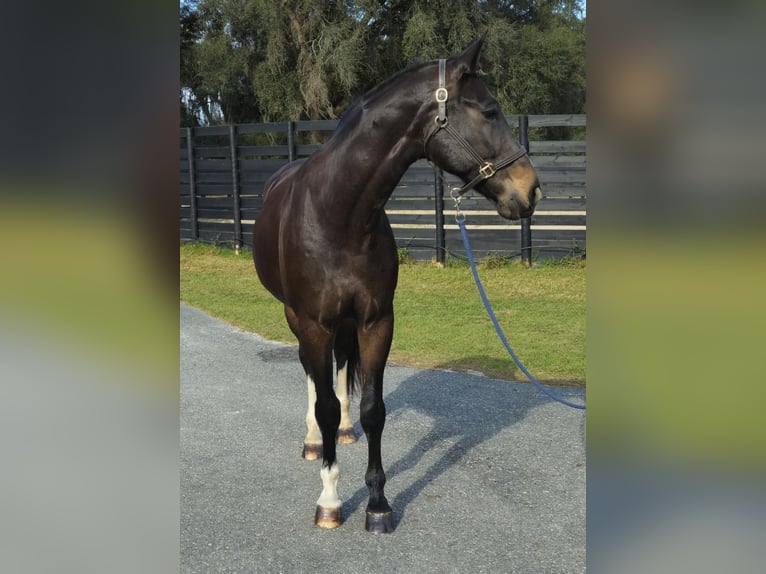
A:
[304, 375, 322, 446]
[317, 462, 341, 509]
[336, 363, 353, 431]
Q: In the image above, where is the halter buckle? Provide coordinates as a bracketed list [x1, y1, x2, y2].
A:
[479, 162, 496, 179]
[435, 85, 448, 123]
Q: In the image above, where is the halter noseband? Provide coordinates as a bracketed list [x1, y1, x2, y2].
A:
[424, 59, 528, 197]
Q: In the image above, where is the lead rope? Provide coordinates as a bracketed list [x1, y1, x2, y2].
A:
[453, 198, 586, 410]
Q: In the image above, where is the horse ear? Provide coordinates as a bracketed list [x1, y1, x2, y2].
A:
[454, 36, 485, 77]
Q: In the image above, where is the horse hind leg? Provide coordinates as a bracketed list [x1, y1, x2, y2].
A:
[334, 320, 358, 445]
[335, 365, 357, 444]
[302, 375, 323, 460]
[300, 321, 357, 460]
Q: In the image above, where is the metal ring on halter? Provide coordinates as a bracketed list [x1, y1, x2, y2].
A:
[450, 187, 465, 222]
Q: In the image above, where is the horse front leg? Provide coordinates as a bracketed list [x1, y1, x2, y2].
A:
[285, 305, 324, 460]
[298, 322, 343, 529]
[358, 313, 396, 533]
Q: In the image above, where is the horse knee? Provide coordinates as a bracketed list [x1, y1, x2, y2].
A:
[360, 395, 386, 434]
[315, 396, 341, 432]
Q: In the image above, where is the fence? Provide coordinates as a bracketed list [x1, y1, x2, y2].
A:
[180, 115, 585, 261]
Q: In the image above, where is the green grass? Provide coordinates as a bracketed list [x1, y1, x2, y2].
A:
[180, 243, 585, 386]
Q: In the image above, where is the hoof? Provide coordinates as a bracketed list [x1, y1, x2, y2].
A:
[314, 506, 342, 529]
[336, 428, 357, 444]
[301, 443, 322, 460]
[365, 511, 395, 534]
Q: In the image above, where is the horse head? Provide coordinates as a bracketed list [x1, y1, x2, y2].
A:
[423, 38, 542, 221]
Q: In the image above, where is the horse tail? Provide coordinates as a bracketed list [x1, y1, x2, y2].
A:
[335, 319, 361, 397]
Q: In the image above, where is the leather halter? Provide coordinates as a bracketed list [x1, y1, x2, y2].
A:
[424, 59, 528, 197]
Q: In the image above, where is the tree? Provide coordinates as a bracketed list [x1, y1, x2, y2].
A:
[179, 0, 585, 126]
[390, 0, 585, 115]
[252, 0, 369, 120]
[180, 1, 204, 125]
[180, 0, 263, 124]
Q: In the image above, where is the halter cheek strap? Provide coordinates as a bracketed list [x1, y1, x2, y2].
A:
[435, 58, 448, 123]
[424, 59, 528, 197]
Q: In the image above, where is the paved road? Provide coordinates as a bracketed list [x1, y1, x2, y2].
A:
[181, 304, 585, 573]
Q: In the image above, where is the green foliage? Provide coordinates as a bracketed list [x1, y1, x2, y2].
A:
[397, 247, 415, 265]
[536, 255, 586, 269]
[180, 0, 585, 125]
[480, 251, 514, 269]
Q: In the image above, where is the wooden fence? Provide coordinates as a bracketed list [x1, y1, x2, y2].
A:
[180, 115, 585, 261]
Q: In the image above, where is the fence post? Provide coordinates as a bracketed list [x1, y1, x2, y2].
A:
[434, 167, 446, 265]
[518, 115, 532, 266]
[186, 127, 198, 241]
[229, 124, 242, 253]
[287, 121, 296, 162]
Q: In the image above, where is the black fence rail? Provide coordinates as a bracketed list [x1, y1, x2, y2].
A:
[180, 115, 585, 261]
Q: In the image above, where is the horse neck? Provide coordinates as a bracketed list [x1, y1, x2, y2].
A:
[311, 70, 434, 238]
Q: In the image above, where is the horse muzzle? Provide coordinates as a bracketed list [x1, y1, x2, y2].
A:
[495, 182, 542, 221]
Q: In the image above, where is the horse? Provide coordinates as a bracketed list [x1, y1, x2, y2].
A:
[252, 37, 541, 533]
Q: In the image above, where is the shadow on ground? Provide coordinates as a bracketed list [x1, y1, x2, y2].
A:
[341, 369, 550, 528]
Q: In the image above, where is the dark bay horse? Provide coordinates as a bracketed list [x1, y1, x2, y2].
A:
[252, 38, 541, 533]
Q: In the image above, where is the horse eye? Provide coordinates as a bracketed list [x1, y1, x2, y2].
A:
[483, 108, 498, 120]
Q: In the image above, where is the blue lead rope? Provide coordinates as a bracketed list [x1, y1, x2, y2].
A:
[457, 217, 586, 410]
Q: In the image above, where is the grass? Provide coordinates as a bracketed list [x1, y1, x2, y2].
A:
[180, 243, 585, 386]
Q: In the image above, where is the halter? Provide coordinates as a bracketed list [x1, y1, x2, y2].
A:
[424, 59, 528, 197]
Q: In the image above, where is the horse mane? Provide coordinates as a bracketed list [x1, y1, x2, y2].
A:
[337, 59, 432, 127]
